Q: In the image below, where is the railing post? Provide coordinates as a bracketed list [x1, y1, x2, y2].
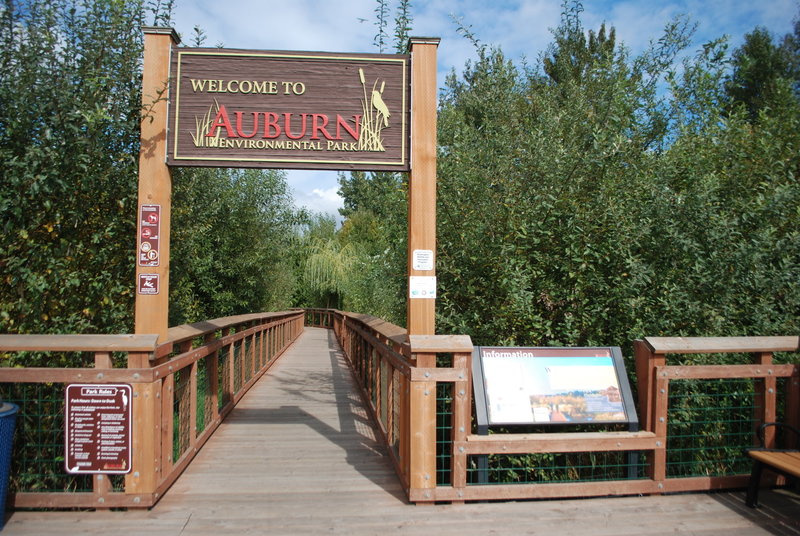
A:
[634, 339, 664, 433]
[93, 352, 113, 507]
[125, 351, 160, 502]
[408, 350, 437, 501]
[650, 367, 670, 492]
[788, 368, 800, 449]
[753, 351, 777, 448]
[451, 350, 472, 500]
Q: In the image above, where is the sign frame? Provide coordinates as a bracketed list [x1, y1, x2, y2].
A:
[167, 47, 410, 171]
[471, 346, 639, 431]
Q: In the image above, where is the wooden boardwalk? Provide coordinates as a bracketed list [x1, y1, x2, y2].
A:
[4, 327, 800, 535]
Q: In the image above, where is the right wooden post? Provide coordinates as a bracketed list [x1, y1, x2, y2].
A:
[407, 37, 440, 337]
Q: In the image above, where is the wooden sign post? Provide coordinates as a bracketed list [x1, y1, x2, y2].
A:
[407, 38, 439, 337]
[135, 28, 179, 341]
[135, 30, 439, 340]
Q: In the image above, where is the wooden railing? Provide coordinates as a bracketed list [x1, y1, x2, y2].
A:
[307, 310, 474, 501]
[0, 310, 303, 509]
[1, 308, 797, 508]
[309, 311, 800, 503]
[634, 336, 800, 493]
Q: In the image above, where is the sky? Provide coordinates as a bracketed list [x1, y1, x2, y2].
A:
[170, 0, 798, 219]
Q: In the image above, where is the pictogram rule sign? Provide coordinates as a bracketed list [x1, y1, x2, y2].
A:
[138, 204, 161, 267]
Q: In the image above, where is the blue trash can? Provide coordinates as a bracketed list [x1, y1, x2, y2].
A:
[0, 402, 19, 531]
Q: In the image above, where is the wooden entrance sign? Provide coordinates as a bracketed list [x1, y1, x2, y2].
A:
[135, 30, 439, 339]
[168, 49, 409, 170]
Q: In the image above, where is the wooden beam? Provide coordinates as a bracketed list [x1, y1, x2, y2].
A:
[644, 336, 799, 354]
[0, 334, 158, 352]
[408, 334, 473, 353]
[461, 431, 659, 454]
[135, 27, 179, 342]
[658, 363, 796, 380]
[125, 380, 161, 498]
[0, 368, 155, 384]
[407, 38, 439, 336]
[10, 492, 155, 509]
[412, 478, 660, 503]
[408, 352, 436, 495]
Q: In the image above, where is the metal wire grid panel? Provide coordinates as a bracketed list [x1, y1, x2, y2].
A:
[3, 383, 93, 493]
[233, 340, 243, 393]
[665, 377, 768, 478]
[198, 355, 211, 434]
[435, 353, 454, 486]
[219, 342, 232, 409]
[173, 368, 191, 461]
[465, 451, 648, 485]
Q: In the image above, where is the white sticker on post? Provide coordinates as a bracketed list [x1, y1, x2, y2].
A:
[412, 249, 435, 271]
[409, 276, 437, 299]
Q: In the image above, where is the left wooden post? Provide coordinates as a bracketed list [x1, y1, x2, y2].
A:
[135, 27, 179, 341]
[128, 26, 179, 504]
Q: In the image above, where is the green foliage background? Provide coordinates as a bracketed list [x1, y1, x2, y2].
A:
[1, 0, 798, 357]
[338, 2, 800, 359]
[0, 0, 305, 338]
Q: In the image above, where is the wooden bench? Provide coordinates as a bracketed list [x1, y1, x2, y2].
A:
[746, 422, 800, 507]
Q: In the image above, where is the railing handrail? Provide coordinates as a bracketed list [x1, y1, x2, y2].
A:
[0, 333, 159, 353]
[336, 310, 410, 347]
[643, 336, 799, 354]
[165, 310, 303, 347]
[4, 308, 798, 508]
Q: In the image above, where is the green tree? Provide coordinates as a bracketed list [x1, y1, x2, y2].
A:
[432, 0, 799, 354]
[0, 0, 163, 334]
[169, 167, 302, 324]
[726, 27, 796, 119]
[333, 3, 415, 324]
[434, 1, 692, 346]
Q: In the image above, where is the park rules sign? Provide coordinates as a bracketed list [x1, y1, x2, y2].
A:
[168, 48, 410, 171]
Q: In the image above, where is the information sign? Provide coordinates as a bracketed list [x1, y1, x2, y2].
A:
[472, 346, 637, 427]
[138, 204, 161, 267]
[138, 273, 159, 295]
[412, 249, 434, 271]
[409, 276, 436, 299]
[65, 384, 132, 474]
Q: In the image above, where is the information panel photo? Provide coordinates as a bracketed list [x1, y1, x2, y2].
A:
[475, 346, 634, 425]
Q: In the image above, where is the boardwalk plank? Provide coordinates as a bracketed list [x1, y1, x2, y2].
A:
[4, 327, 799, 535]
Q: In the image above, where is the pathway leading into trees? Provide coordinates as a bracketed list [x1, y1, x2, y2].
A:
[4, 328, 799, 535]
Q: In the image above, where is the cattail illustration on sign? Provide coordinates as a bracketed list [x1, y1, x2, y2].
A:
[193, 99, 223, 147]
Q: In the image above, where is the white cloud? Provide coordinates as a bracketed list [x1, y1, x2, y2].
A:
[287, 170, 344, 220]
